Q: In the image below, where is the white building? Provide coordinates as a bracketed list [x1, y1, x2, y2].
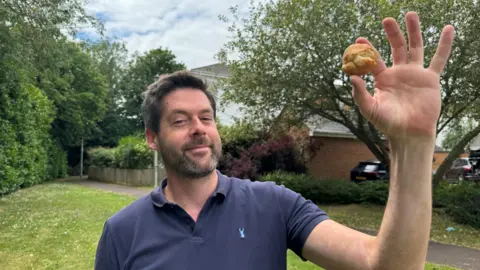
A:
[190, 63, 244, 126]
[469, 134, 480, 151]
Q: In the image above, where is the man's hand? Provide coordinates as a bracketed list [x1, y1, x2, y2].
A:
[350, 12, 454, 139]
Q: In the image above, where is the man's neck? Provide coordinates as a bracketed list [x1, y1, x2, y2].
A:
[163, 170, 218, 221]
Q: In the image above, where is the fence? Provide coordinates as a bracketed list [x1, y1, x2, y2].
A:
[87, 166, 167, 186]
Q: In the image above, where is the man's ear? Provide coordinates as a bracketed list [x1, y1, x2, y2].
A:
[145, 128, 159, 151]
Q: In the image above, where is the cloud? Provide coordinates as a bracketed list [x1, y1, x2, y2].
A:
[83, 0, 257, 69]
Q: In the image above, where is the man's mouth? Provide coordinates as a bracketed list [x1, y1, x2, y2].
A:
[185, 145, 211, 154]
[187, 144, 209, 150]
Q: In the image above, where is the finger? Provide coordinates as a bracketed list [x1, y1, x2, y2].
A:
[355, 37, 388, 76]
[350, 75, 375, 120]
[405, 12, 424, 65]
[429, 25, 455, 74]
[383, 17, 408, 65]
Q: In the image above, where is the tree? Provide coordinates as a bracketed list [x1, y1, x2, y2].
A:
[35, 39, 109, 148]
[82, 39, 134, 147]
[434, 108, 480, 182]
[118, 48, 186, 131]
[0, 0, 108, 190]
[217, 0, 480, 185]
[442, 118, 478, 151]
[2, 0, 108, 148]
[0, 14, 57, 194]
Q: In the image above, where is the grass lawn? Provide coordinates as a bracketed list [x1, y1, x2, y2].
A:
[319, 204, 480, 250]
[0, 183, 134, 270]
[0, 183, 468, 270]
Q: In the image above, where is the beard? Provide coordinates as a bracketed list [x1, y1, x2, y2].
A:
[157, 136, 222, 179]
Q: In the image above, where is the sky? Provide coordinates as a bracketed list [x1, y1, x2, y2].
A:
[81, 0, 257, 69]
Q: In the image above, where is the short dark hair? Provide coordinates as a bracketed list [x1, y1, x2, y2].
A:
[142, 70, 217, 134]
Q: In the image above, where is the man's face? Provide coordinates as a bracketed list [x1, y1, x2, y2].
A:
[154, 88, 222, 179]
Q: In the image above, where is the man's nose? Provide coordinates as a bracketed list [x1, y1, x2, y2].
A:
[189, 117, 207, 136]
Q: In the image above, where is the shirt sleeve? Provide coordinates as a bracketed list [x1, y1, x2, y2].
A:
[95, 221, 122, 270]
[275, 184, 329, 261]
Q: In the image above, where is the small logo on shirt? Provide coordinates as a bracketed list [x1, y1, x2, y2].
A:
[239, 228, 245, 239]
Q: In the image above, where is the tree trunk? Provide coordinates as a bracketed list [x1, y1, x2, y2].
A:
[433, 123, 480, 187]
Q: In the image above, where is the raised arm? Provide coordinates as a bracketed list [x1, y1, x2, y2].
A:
[301, 11, 454, 270]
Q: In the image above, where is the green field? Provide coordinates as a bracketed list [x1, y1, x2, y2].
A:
[317, 203, 480, 250]
[0, 183, 466, 270]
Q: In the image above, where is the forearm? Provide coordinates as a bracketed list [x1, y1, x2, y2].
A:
[372, 136, 436, 270]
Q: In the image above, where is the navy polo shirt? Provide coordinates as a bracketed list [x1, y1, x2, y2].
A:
[95, 170, 329, 270]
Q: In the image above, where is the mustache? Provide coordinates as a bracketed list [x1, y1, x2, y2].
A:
[182, 137, 212, 150]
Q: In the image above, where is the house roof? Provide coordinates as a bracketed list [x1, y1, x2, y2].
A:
[306, 115, 356, 139]
[190, 63, 230, 79]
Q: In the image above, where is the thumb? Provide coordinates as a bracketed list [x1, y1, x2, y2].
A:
[350, 75, 375, 119]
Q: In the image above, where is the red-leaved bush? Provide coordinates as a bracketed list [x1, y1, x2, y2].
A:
[218, 133, 312, 181]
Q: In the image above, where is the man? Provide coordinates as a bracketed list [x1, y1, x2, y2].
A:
[95, 12, 454, 270]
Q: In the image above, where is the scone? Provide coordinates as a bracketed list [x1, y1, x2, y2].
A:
[341, 43, 377, 76]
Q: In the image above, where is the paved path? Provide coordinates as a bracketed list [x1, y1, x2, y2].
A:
[358, 229, 480, 270]
[62, 177, 480, 270]
[59, 177, 151, 197]
[427, 242, 480, 270]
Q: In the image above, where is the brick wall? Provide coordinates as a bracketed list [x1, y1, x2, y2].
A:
[308, 136, 469, 180]
[307, 136, 378, 180]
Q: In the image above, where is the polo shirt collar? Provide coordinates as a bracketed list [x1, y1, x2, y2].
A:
[150, 170, 230, 208]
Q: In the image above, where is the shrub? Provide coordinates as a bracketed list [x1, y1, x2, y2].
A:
[218, 120, 268, 159]
[114, 139, 153, 169]
[432, 180, 452, 208]
[118, 134, 144, 146]
[220, 135, 307, 181]
[260, 171, 362, 205]
[217, 120, 321, 181]
[89, 135, 154, 169]
[89, 147, 117, 168]
[305, 178, 362, 204]
[259, 170, 313, 193]
[436, 183, 480, 229]
[0, 71, 56, 195]
[219, 152, 259, 180]
[253, 135, 307, 174]
[357, 181, 389, 205]
[46, 141, 68, 180]
[262, 172, 480, 228]
[260, 171, 391, 205]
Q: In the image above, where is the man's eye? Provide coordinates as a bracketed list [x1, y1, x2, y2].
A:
[201, 117, 212, 121]
[173, 120, 187, 125]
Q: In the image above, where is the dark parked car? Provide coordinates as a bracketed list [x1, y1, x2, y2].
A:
[444, 157, 476, 182]
[350, 159, 389, 182]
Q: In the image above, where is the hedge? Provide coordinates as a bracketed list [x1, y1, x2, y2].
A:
[0, 57, 67, 195]
[433, 181, 480, 229]
[260, 171, 389, 205]
[262, 171, 480, 229]
[89, 135, 154, 169]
